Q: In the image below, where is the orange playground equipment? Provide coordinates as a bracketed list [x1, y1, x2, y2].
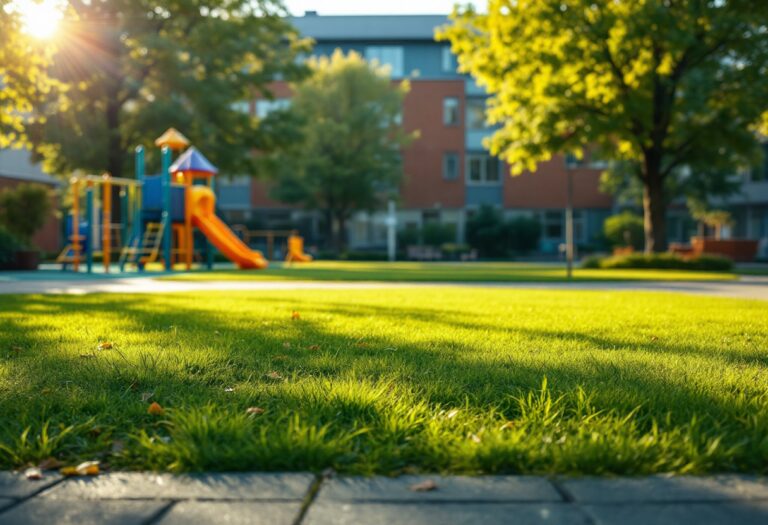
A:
[60, 128, 311, 273]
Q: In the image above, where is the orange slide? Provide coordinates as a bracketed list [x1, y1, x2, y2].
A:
[189, 186, 268, 269]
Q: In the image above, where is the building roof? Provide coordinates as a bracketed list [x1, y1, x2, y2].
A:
[0, 149, 61, 186]
[291, 14, 447, 41]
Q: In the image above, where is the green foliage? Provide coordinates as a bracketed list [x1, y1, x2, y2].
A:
[0, 226, 22, 266]
[422, 222, 456, 247]
[29, 0, 310, 179]
[0, 289, 765, 473]
[0, 1, 58, 147]
[466, 205, 540, 257]
[603, 211, 644, 250]
[439, 1, 768, 252]
[268, 50, 414, 251]
[0, 183, 52, 247]
[585, 253, 733, 272]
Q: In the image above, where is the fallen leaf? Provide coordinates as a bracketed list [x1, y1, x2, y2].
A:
[246, 407, 265, 415]
[97, 342, 113, 350]
[76, 461, 100, 476]
[469, 433, 482, 443]
[147, 402, 164, 416]
[410, 479, 438, 492]
[24, 467, 43, 480]
[307, 344, 321, 351]
[266, 371, 283, 381]
[499, 421, 515, 431]
[141, 392, 154, 402]
[38, 457, 63, 470]
[60, 461, 100, 477]
[291, 311, 301, 320]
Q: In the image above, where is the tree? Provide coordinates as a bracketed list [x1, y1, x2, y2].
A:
[439, 1, 768, 252]
[30, 0, 309, 179]
[269, 50, 414, 252]
[0, 183, 53, 247]
[0, 1, 57, 148]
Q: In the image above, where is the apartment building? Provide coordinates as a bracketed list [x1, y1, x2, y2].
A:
[218, 13, 614, 254]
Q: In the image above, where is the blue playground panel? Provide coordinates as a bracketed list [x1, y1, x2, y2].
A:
[141, 175, 186, 223]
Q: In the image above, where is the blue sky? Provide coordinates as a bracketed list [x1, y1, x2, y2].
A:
[284, 1, 483, 16]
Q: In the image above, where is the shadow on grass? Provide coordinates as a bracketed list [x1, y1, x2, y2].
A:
[0, 291, 766, 474]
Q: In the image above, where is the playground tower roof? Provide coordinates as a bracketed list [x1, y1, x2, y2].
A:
[170, 147, 218, 176]
[154, 128, 190, 151]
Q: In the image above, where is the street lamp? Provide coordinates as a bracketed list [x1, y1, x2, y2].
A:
[564, 153, 579, 279]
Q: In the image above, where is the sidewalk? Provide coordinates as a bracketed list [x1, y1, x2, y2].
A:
[1, 471, 767, 524]
[1, 275, 767, 301]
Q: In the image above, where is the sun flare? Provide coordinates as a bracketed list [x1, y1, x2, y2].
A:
[12, 0, 65, 40]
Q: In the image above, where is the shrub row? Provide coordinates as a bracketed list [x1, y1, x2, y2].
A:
[582, 252, 734, 272]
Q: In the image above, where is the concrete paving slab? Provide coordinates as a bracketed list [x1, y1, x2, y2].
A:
[156, 501, 302, 525]
[0, 471, 61, 498]
[304, 502, 589, 525]
[584, 501, 768, 525]
[41, 472, 314, 501]
[562, 475, 768, 503]
[0, 498, 166, 525]
[317, 475, 561, 502]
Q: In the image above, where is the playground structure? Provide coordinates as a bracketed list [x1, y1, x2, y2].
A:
[58, 128, 311, 273]
[231, 226, 313, 263]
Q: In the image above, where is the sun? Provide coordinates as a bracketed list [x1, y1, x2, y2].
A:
[12, 0, 65, 40]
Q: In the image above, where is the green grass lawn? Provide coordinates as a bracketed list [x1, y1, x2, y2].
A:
[1, 288, 766, 475]
[162, 261, 738, 282]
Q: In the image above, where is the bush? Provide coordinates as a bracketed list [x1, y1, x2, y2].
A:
[0, 227, 22, 267]
[603, 211, 644, 250]
[422, 222, 456, 247]
[582, 253, 733, 272]
[466, 206, 540, 257]
[0, 183, 52, 248]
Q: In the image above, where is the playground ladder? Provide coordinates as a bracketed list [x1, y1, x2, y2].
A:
[118, 222, 164, 267]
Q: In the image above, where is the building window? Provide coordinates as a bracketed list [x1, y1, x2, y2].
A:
[443, 97, 460, 126]
[466, 98, 486, 130]
[441, 46, 457, 73]
[544, 211, 563, 240]
[255, 98, 290, 118]
[466, 153, 501, 185]
[365, 46, 404, 77]
[442, 152, 460, 180]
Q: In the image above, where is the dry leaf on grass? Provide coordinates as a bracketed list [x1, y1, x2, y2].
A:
[265, 371, 283, 381]
[409, 479, 438, 492]
[291, 311, 301, 320]
[38, 457, 63, 470]
[307, 345, 321, 351]
[97, 342, 113, 350]
[147, 402, 165, 416]
[246, 407, 265, 415]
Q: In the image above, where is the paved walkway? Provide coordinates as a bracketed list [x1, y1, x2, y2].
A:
[1, 471, 767, 524]
[0, 275, 767, 301]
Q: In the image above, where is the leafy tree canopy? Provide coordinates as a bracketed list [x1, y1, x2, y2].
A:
[0, 1, 58, 148]
[29, 0, 310, 179]
[269, 50, 414, 251]
[440, 0, 768, 252]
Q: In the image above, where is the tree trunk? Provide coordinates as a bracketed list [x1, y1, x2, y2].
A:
[642, 174, 667, 253]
